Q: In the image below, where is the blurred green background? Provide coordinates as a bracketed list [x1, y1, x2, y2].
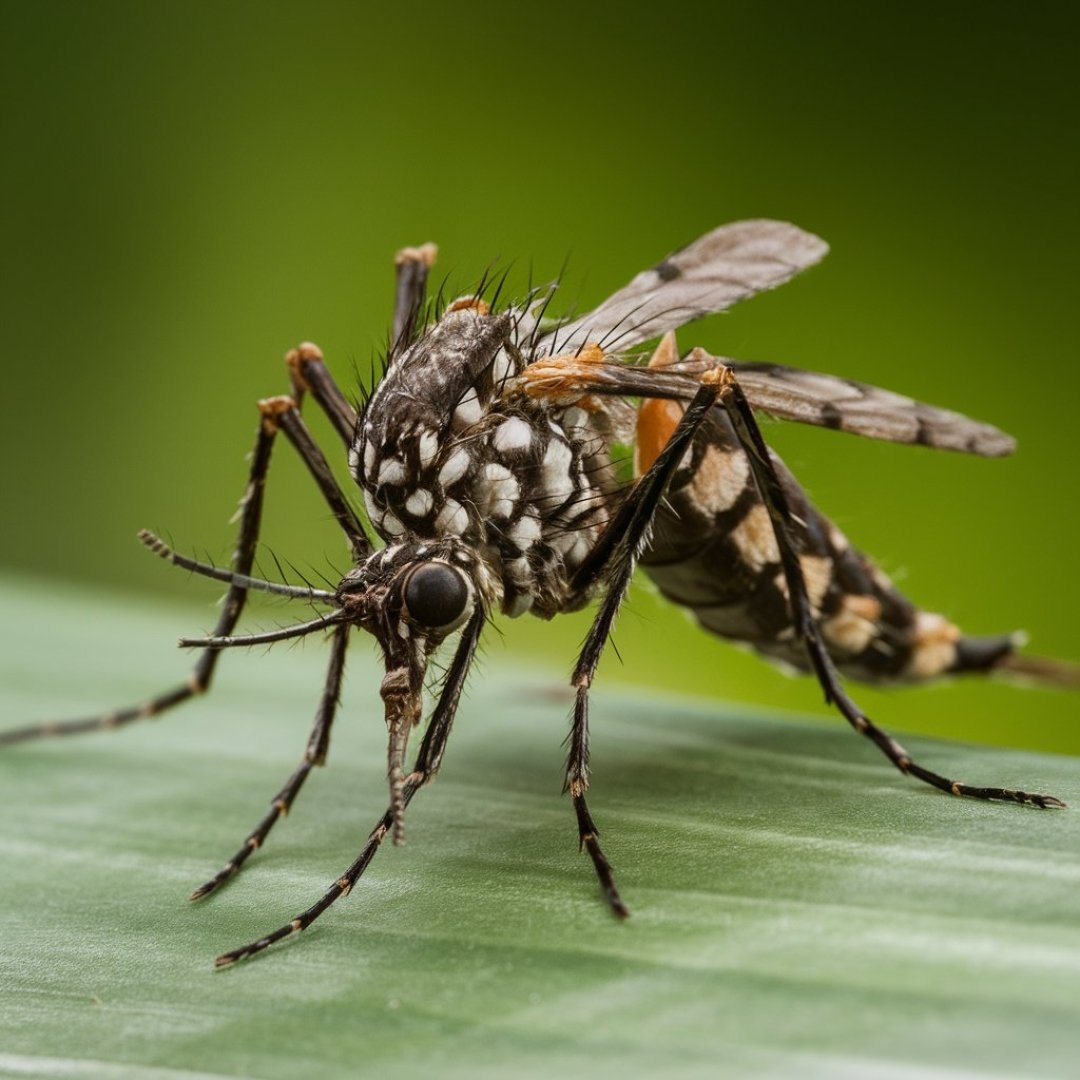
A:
[2, 1, 1077, 753]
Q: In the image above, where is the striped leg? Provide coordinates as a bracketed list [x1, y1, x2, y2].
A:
[716, 371, 1067, 810]
[191, 622, 350, 901]
[565, 383, 721, 917]
[214, 605, 484, 967]
[2, 396, 367, 747]
[522, 350, 1067, 812]
[0, 403, 283, 746]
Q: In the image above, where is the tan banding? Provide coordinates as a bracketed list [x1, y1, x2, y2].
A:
[445, 296, 490, 316]
[684, 444, 751, 513]
[904, 611, 961, 679]
[773, 555, 832, 615]
[730, 504, 781, 572]
[257, 394, 296, 432]
[395, 242, 438, 268]
[846, 595, 882, 621]
[822, 593, 882, 654]
[285, 342, 325, 393]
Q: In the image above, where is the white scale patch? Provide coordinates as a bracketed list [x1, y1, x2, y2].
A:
[438, 447, 471, 488]
[508, 513, 542, 550]
[539, 438, 575, 503]
[382, 511, 406, 537]
[453, 387, 483, 430]
[560, 407, 589, 434]
[417, 429, 439, 468]
[492, 417, 533, 453]
[405, 489, 434, 517]
[490, 347, 515, 388]
[548, 526, 594, 569]
[378, 457, 407, 487]
[476, 463, 520, 519]
[435, 499, 469, 535]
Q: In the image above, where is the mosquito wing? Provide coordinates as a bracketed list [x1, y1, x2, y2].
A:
[536, 219, 828, 356]
[523, 348, 1016, 458]
[728, 359, 1016, 456]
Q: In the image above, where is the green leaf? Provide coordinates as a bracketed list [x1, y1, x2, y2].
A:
[3, 575, 1080, 1079]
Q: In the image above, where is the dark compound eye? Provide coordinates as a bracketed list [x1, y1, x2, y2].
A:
[403, 562, 470, 631]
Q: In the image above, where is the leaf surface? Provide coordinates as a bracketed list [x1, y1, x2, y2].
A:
[2, 576, 1079, 1079]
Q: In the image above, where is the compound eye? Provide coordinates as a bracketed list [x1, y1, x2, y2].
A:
[403, 562, 470, 632]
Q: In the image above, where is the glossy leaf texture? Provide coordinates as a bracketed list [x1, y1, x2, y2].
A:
[2, 574, 1080, 1079]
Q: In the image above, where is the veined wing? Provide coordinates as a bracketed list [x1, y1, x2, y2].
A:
[520, 348, 1015, 457]
[536, 219, 828, 356]
[729, 359, 1016, 456]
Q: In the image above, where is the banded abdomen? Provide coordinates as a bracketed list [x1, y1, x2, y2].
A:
[636, 398, 1017, 686]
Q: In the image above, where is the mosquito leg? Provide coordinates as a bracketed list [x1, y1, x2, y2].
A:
[214, 606, 484, 966]
[3, 395, 369, 747]
[285, 342, 358, 447]
[259, 396, 371, 559]
[391, 243, 437, 357]
[190, 623, 350, 900]
[565, 383, 722, 916]
[716, 368, 1066, 810]
[0, 403, 286, 747]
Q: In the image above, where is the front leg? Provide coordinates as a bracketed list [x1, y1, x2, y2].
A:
[214, 604, 485, 966]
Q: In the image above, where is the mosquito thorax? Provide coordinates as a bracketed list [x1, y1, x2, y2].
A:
[352, 305, 621, 619]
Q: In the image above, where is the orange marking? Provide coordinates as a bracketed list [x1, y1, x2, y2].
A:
[285, 342, 324, 393]
[446, 296, 490, 316]
[518, 344, 608, 403]
[635, 332, 689, 475]
[635, 398, 683, 476]
[635, 332, 685, 475]
[257, 395, 295, 432]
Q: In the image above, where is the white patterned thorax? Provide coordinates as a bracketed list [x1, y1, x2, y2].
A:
[354, 308, 619, 617]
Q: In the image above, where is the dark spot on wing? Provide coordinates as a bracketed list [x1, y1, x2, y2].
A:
[820, 402, 843, 429]
[653, 259, 681, 283]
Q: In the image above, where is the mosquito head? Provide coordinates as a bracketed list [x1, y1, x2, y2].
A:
[335, 540, 482, 844]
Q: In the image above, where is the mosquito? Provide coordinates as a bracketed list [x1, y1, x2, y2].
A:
[4, 220, 1077, 967]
